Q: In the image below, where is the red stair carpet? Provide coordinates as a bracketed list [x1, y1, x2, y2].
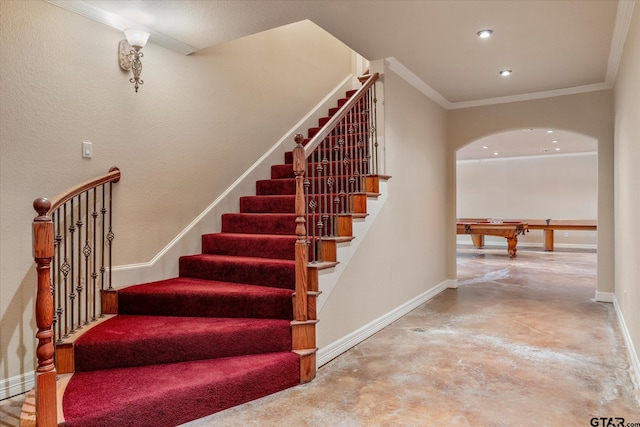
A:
[60, 89, 361, 427]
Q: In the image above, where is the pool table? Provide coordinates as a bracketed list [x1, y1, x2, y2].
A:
[457, 218, 596, 251]
[457, 221, 529, 257]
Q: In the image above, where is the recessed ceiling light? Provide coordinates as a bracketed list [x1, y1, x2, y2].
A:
[493, 152, 499, 156]
[552, 140, 558, 143]
[499, 70, 512, 77]
[555, 148, 561, 151]
[482, 145, 489, 149]
[477, 29, 493, 38]
[547, 129, 554, 134]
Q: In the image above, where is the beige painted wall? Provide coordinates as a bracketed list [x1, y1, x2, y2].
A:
[447, 90, 614, 295]
[613, 2, 640, 380]
[0, 1, 352, 391]
[457, 153, 598, 248]
[318, 63, 449, 346]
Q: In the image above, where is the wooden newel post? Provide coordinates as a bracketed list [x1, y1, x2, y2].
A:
[32, 197, 57, 427]
[293, 134, 308, 322]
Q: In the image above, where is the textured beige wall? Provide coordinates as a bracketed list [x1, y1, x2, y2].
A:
[0, 1, 352, 389]
[613, 2, 640, 380]
[318, 63, 449, 346]
[457, 153, 598, 247]
[447, 90, 614, 294]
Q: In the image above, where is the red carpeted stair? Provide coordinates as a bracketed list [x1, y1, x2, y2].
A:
[59, 89, 362, 426]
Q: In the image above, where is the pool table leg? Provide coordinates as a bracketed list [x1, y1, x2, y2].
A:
[471, 234, 484, 248]
[544, 229, 554, 251]
[507, 236, 518, 257]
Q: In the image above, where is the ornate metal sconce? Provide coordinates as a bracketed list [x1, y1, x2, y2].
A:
[118, 29, 150, 93]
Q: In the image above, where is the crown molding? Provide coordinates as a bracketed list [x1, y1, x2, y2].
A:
[44, 0, 199, 55]
[385, 0, 634, 110]
[605, 0, 636, 85]
[384, 57, 453, 109]
[448, 83, 613, 110]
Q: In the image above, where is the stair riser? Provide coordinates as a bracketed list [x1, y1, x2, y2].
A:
[271, 160, 370, 179]
[221, 213, 349, 237]
[118, 280, 294, 320]
[239, 195, 295, 213]
[179, 255, 295, 289]
[256, 177, 368, 196]
[202, 233, 296, 259]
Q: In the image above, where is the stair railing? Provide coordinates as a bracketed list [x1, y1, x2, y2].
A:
[31, 167, 121, 427]
[292, 73, 379, 380]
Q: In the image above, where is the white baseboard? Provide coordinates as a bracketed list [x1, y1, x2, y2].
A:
[595, 291, 614, 303]
[456, 239, 597, 251]
[1, 371, 34, 400]
[317, 280, 450, 367]
[613, 296, 640, 389]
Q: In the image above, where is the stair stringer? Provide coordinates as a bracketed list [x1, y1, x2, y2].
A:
[110, 74, 354, 289]
[316, 178, 389, 313]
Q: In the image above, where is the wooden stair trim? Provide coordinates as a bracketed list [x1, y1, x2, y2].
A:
[308, 261, 339, 270]
[292, 348, 318, 357]
[19, 374, 72, 427]
[55, 314, 117, 346]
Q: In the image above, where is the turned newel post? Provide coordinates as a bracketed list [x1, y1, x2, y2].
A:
[32, 197, 57, 427]
[293, 134, 308, 322]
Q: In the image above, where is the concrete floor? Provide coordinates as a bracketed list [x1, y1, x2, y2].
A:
[3, 247, 639, 426]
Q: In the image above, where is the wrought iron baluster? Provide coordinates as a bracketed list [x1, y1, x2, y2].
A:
[100, 184, 106, 316]
[307, 154, 317, 262]
[60, 203, 70, 338]
[53, 212, 62, 345]
[91, 187, 98, 321]
[107, 183, 115, 290]
[83, 190, 91, 325]
[75, 194, 83, 330]
[371, 84, 379, 175]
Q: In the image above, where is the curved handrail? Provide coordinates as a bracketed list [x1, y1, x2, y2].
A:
[303, 73, 379, 158]
[43, 167, 121, 216]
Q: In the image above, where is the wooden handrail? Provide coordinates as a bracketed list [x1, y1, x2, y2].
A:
[47, 167, 121, 215]
[31, 167, 121, 427]
[303, 73, 379, 158]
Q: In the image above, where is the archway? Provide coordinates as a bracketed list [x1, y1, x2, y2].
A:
[446, 90, 614, 300]
[456, 128, 598, 250]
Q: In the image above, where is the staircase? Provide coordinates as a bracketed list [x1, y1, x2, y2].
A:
[26, 77, 383, 427]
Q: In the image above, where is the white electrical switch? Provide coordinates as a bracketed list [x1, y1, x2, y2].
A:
[82, 141, 93, 158]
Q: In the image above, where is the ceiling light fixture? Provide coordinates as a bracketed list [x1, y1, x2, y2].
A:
[482, 145, 489, 149]
[547, 129, 554, 134]
[477, 29, 493, 39]
[552, 140, 558, 143]
[493, 152, 499, 156]
[555, 148, 561, 151]
[119, 29, 150, 93]
[499, 69, 512, 77]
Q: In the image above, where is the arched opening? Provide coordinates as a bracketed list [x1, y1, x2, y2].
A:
[456, 128, 598, 252]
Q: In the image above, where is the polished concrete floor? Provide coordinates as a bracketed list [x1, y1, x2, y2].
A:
[3, 247, 639, 426]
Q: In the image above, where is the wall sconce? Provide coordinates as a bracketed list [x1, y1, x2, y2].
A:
[118, 29, 150, 92]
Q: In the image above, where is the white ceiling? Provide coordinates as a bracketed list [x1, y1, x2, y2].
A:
[456, 129, 598, 161]
[49, 0, 634, 159]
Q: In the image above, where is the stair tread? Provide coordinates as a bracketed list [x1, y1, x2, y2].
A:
[120, 276, 293, 298]
[73, 315, 293, 372]
[62, 352, 300, 427]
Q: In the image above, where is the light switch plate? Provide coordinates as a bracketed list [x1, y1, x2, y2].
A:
[82, 141, 92, 158]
